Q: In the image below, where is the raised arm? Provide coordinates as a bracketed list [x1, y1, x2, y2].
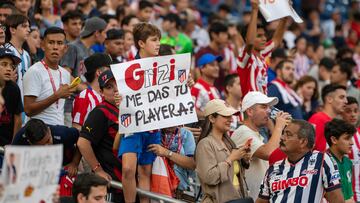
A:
[272, 17, 287, 48]
[245, 0, 260, 54]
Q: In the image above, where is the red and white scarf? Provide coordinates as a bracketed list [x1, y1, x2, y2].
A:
[271, 79, 303, 107]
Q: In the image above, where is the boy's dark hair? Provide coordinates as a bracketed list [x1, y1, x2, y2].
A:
[159, 44, 174, 56]
[0, 2, 16, 11]
[346, 96, 358, 106]
[72, 173, 108, 203]
[163, 13, 181, 29]
[43, 27, 66, 39]
[224, 73, 239, 94]
[319, 57, 335, 71]
[336, 47, 353, 60]
[100, 14, 118, 24]
[291, 119, 315, 149]
[274, 59, 293, 71]
[60, 0, 74, 10]
[61, 10, 83, 24]
[4, 14, 30, 42]
[24, 119, 48, 144]
[240, 22, 267, 41]
[321, 84, 347, 104]
[336, 62, 353, 80]
[133, 22, 161, 50]
[218, 4, 231, 13]
[325, 118, 356, 147]
[294, 36, 306, 45]
[208, 21, 228, 41]
[139, 0, 153, 10]
[121, 14, 137, 27]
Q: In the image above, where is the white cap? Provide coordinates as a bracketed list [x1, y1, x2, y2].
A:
[204, 99, 239, 117]
[241, 91, 278, 112]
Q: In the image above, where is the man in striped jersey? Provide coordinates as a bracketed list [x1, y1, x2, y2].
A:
[191, 53, 222, 118]
[342, 96, 360, 202]
[257, 120, 345, 203]
[72, 53, 112, 130]
[237, 0, 287, 97]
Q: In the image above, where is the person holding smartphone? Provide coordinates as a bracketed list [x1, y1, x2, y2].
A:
[195, 99, 252, 203]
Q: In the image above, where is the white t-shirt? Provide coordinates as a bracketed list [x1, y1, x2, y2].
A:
[231, 125, 269, 200]
[23, 61, 70, 125]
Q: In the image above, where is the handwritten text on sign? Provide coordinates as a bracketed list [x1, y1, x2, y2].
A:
[111, 53, 197, 134]
[259, 0, 303, 23]
[0, 145, 63, 203]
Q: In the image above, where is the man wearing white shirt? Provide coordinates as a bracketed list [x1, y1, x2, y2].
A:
[23, 27, 74, 125]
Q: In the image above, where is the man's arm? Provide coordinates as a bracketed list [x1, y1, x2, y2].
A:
[256, 198, 269, 203]
[245, 0, 259, 54]
[24, 85, 74, 117]
[77, 137, 111, 181]
[272, 18, 287, 48]
[253, 112, 290, 160]
[325, 188, 345, 203]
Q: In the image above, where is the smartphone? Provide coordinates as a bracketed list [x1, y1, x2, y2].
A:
[245, 138, 253, 148]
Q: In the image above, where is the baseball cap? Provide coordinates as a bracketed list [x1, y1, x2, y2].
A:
[0, 47, 21, 65]
[106, 29, 124, 40]
[98, 70, 115, 89]
[197, 53, 223, 67]
[241, 91, 278, 112]
[80, 17, 107, 38]
[84, 53, 112, 73]
[204, 99, 239, 117]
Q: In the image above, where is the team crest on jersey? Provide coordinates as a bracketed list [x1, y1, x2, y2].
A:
[178, 69, 186, 83]
[309, 157, 317, 166]
[121, 114, 131, 127]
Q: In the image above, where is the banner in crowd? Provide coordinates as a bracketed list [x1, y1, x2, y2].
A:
[111, 53, 198, 134]
[0, 145, 63, 203]
[259, 0, 303, 23]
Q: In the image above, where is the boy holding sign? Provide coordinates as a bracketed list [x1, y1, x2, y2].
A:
[237, 0, 287, 97]
[119, 23, 162, 203]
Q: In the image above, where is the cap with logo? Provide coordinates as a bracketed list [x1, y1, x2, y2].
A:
[84, 53, 112, 73]
[241, 91, 278, 112]
[204, 99, 239, 117]
[98, 70, 115, 89]
[197, 53, 223, 68]
[80, 17, 107, 38]
[0, 47, 21, 65]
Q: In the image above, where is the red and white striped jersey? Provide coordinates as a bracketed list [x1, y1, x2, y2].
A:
[191, 78, 220, 111]
[72, 88, 103, 126]
[223, 44, 238, 74]
[349, 128, 360, 201]
[237, 41, 274, 97]
[259, 150, 341, 203]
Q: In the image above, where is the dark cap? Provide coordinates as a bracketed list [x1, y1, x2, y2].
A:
[80, 17, 107, 38]
[0, 47, 21, 65]
[98, 70, 115, 89]
[106, 29, 124, 40]
[84, 53, 112, 73]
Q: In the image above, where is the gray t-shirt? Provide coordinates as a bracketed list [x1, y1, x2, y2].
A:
[60, 39, 94, 113]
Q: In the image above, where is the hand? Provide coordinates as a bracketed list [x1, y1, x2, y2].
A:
[65, 162, 78, 177]
[114, 92, 122, 107]
[52, 186, 60, 203]
[95, 169, 112, 182]
[251, 0, 259, 10]
[228, 145, 249, 161]
[186, 73, 195, 88]
[34, 13, 43, 21]
[55, 84, 75, 99]
[275, 111, 292, 130]
[148, 144, 169, 157]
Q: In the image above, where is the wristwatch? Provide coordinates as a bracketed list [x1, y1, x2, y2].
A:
[167, 150, 173, 158]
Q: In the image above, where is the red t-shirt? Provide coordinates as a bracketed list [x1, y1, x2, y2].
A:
[269, 148, 287, 165]
[308, 112, 332, 152]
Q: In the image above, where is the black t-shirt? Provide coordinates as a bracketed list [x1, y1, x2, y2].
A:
[12, 125, 79, 166]
[80, 101, 122, 182]
[0, 81, 23, 146]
